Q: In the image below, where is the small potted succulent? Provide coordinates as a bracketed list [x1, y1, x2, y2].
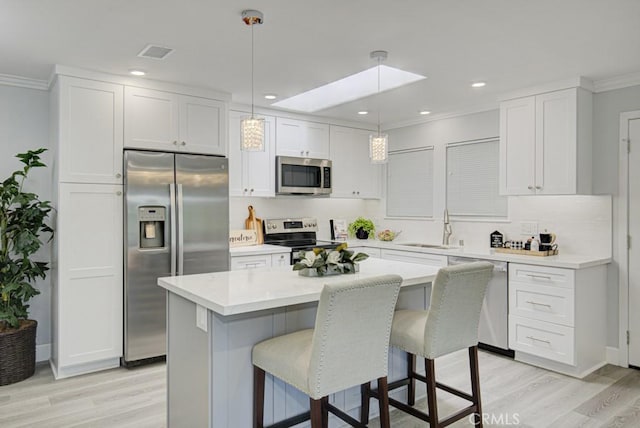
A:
[348, 217, 375, 240]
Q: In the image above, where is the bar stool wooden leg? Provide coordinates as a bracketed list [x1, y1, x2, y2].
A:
[425, 358, 439, 427]
[360, 382, 371, 424]
[407, 352, 416, 406]
[310, 398, 323, 428]
[377, 376, 391, 428]
[321, 396, 329, 428]
[469, 346, 483, 428]
[253, 365, 265, 428]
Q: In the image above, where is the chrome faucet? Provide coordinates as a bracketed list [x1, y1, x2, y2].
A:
[442, 209, 452, 246]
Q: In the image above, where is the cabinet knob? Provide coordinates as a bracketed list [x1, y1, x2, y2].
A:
[115, 173, 122, 178]
[357, 191, 360, 195]
[181, 141, 186, 146]
[352, 191, 356, 194]
[535, 185, 542, 190]
[250, 188, 254, 192]
[300, 151, 304, 156]
[305, 151, 309, 156]
[116, 191, 122, 196]
[244, 188, 248, 193]
[173, 141, 178, 145]
[527, 185, 534, 190]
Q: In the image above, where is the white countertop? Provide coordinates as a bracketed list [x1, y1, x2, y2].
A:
[158, 257, 439, 316]
[229, 244, 291, 256]
[227, 241, 611, 269]
[342, 240, 611, 269]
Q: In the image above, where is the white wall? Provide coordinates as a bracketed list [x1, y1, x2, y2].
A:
[592, 84, 640, 348]
[0, 84, 51, 352]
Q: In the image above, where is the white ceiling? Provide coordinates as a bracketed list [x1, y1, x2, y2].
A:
[2, 1, 640, 127]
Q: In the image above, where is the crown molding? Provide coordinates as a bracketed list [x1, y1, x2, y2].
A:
[383, 102, 499, 131]
[593, 71, 640, 93]
[0, 73, 48, 91]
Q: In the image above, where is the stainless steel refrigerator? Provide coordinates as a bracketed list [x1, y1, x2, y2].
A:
[123, 150, 229, 365]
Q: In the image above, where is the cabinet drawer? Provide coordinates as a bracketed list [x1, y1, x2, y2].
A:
[509, 263, 574, 289]
[510, 282, 574, 326]
[509, 315, 575, 365]
[230, 255, 271, 270]
[271, 253, 289, 268]
[380, 249, 447, 267]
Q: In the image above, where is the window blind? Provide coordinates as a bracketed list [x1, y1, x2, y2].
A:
[387, 147, 433, 217]
[446, 139, 507, 217]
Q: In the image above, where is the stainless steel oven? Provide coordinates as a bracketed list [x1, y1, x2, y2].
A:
[276, 156, 332, 195]
[263, 217, 336, 264]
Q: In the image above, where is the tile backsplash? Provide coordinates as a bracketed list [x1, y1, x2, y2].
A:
[230, 194, 612, 258]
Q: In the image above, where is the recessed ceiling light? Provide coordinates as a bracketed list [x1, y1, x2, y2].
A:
[264, 94, 277, 100]
[129, 70, 146, 76]
[273, 65, 426, 112]
[358, 111, 369, 115]
[471, 82, 486, 88]
[419, 110, 431, 115]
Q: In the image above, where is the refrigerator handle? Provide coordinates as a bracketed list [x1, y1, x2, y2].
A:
[169, 183, 177, 276]
[177, 183, 184, 275]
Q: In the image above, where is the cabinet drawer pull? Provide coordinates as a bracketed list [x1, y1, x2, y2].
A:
[115, 173, 122, 178]
[528, 185, 534, 190]
[526, 274, 552, 280]
[535, 185, 542, 190]
[526, 300, 552, 308]
[526, 335, 551, 344]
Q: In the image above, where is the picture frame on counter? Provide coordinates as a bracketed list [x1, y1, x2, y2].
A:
[330, 219, 348, 241]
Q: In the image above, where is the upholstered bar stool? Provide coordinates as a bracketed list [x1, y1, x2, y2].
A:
[361, 262, 493, 427]
[252, 274, 403, 428]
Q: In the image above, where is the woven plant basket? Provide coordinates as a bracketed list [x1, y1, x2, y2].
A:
[0, 319, 37, 386]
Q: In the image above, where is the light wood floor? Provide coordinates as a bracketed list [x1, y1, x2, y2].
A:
[1, 351, 639, 427]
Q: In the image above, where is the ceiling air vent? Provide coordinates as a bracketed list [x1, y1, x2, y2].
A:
[137, 44, 174, 60]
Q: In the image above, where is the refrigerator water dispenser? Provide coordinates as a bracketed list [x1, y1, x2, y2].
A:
[138, 206, 165, 249]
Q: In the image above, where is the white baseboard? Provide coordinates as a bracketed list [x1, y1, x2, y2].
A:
[606, 346, 620, 365]
[36, 343, 51, 363]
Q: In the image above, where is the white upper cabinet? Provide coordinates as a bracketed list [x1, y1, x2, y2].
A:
[329, 125, 381, 199]
[229, 110, 276, 197]
[276, 118, 330, 158]
[499, 87, 592, 195]
[56, 76, 124, 184]
[125, 87, 226, 156]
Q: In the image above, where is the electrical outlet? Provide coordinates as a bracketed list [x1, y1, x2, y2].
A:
[520, 222, 539, 236]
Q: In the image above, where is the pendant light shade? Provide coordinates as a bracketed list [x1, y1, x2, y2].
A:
[241, 10, 265, 152]
[369, 50, 389, 163]
[369, 133, 388, 164]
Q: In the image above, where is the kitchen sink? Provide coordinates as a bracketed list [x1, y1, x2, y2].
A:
[400, 243, 452, 249]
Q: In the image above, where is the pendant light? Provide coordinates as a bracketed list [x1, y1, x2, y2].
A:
[240, 10, 265, 151]
[369, 50, 388, 164]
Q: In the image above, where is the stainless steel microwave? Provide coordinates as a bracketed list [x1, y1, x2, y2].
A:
[276, 156, 332, 195]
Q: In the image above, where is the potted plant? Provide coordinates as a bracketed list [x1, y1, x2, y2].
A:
[348, 217, 375, 240]
[0, 149, 52, 386]
[292, 243, 368, 276]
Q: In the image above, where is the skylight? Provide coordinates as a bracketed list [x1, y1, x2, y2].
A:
[272, 65, 426, 112]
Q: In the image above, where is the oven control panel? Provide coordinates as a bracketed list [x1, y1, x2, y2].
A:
[264, 218, 318, 234]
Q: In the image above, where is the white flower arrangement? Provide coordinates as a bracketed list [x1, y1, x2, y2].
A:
[292, 243, 369, 276]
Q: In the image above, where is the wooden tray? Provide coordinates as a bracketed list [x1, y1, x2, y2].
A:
[494, 248, 558, 257]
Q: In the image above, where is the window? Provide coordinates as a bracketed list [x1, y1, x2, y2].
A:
[387, 147, 434, 217]
[446, 138, 507, 217]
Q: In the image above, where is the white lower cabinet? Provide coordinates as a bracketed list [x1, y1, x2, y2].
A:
[508, 263, 606, 378]
[231, 252, 290, 270]
[380, 249, 448, 267]
[52, 183, 123, 378]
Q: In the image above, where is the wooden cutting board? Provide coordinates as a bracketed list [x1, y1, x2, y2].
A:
[244, 205, 264, 244]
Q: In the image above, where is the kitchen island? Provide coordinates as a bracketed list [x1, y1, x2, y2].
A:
[157, 257, 439, 428]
